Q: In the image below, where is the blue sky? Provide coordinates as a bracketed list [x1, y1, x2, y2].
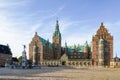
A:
[0, 0, 120, 58]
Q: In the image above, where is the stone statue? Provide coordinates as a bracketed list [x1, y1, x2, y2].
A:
[23, 45, 26, 50]
[22, 45, 27, 69]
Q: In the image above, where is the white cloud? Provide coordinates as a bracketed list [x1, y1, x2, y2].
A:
[0, 1, 35, 58]
[0, 0, 29, 8]
[0, 1, 66, 58]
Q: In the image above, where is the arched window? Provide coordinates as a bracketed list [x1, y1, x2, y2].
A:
[38, 47, 40, 53]
[96, 55, 99, 59]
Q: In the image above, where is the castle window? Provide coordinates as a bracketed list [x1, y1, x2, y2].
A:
[55, 48, 57, 50]
[96, 48, 98, 52]
[107, 42, 109, 45]
[105, 42, 108, 46]
[116, 63, 118, 66]
[100, 48, 104, 52]
[105, 48, 108, 52]
[74, 56, 76, 58]
[74, 53, 76, 54]
[103, 34, 106, 39]
[38, 48, 40, 53]
[105, 55, 108, 59]
[96, 55, 98, 59]
[96, 42, 98, 45]
[111, 63, 113, 66]
[96, 62, 98, 66]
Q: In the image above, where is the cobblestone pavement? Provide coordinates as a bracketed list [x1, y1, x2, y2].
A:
[0, 67, 120, 80]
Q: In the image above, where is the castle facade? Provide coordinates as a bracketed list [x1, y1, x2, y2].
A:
[29, 20, 113, 67]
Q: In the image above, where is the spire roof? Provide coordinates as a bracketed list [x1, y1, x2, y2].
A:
[65, 42, 67, 48]
[39, 36, 53, 49]
[55, 19, 60, 32]
[84, 41, 88, 47]
[53, 19, 61, 38]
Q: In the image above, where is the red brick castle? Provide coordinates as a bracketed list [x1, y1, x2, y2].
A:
[92, 23, 113, 66]
[29, 20, 113, 67]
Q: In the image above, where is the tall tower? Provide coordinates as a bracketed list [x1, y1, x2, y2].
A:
[64, 42, 68, 54]
[53, 19, 61, 59]
[92, 23, 113, 67]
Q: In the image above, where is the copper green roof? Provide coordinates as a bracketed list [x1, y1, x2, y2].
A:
[38, 36, 53, 49]
[77, 45, 84, 52]
[67, 45, 84, 53]
[55, 20, 60, 32]
[53, 19, 61, 38]
[65, 41, 91, 54]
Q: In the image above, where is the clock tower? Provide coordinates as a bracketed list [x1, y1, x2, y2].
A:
[52, 19, 61, 59]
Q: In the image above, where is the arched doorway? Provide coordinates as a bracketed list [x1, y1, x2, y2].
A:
[62, 61, 66, 65]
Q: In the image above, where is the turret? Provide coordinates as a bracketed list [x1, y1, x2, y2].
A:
[65, 42, 67, 48]
[64, 42, 68, 54]
[74, 44, 77, 52]
[84, 41, 88, 53]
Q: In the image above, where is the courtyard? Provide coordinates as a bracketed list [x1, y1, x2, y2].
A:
[0, 66, 120, 80]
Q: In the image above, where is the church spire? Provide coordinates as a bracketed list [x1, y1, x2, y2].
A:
[55, 18, 60, 32]
[84, 41, 88, 47]
[52, 18, 62, 59]
[53, 18, 61, 38]
[65, 41, 67, 47]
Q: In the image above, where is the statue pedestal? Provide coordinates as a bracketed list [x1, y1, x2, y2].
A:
[21, 47, 27, 69]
